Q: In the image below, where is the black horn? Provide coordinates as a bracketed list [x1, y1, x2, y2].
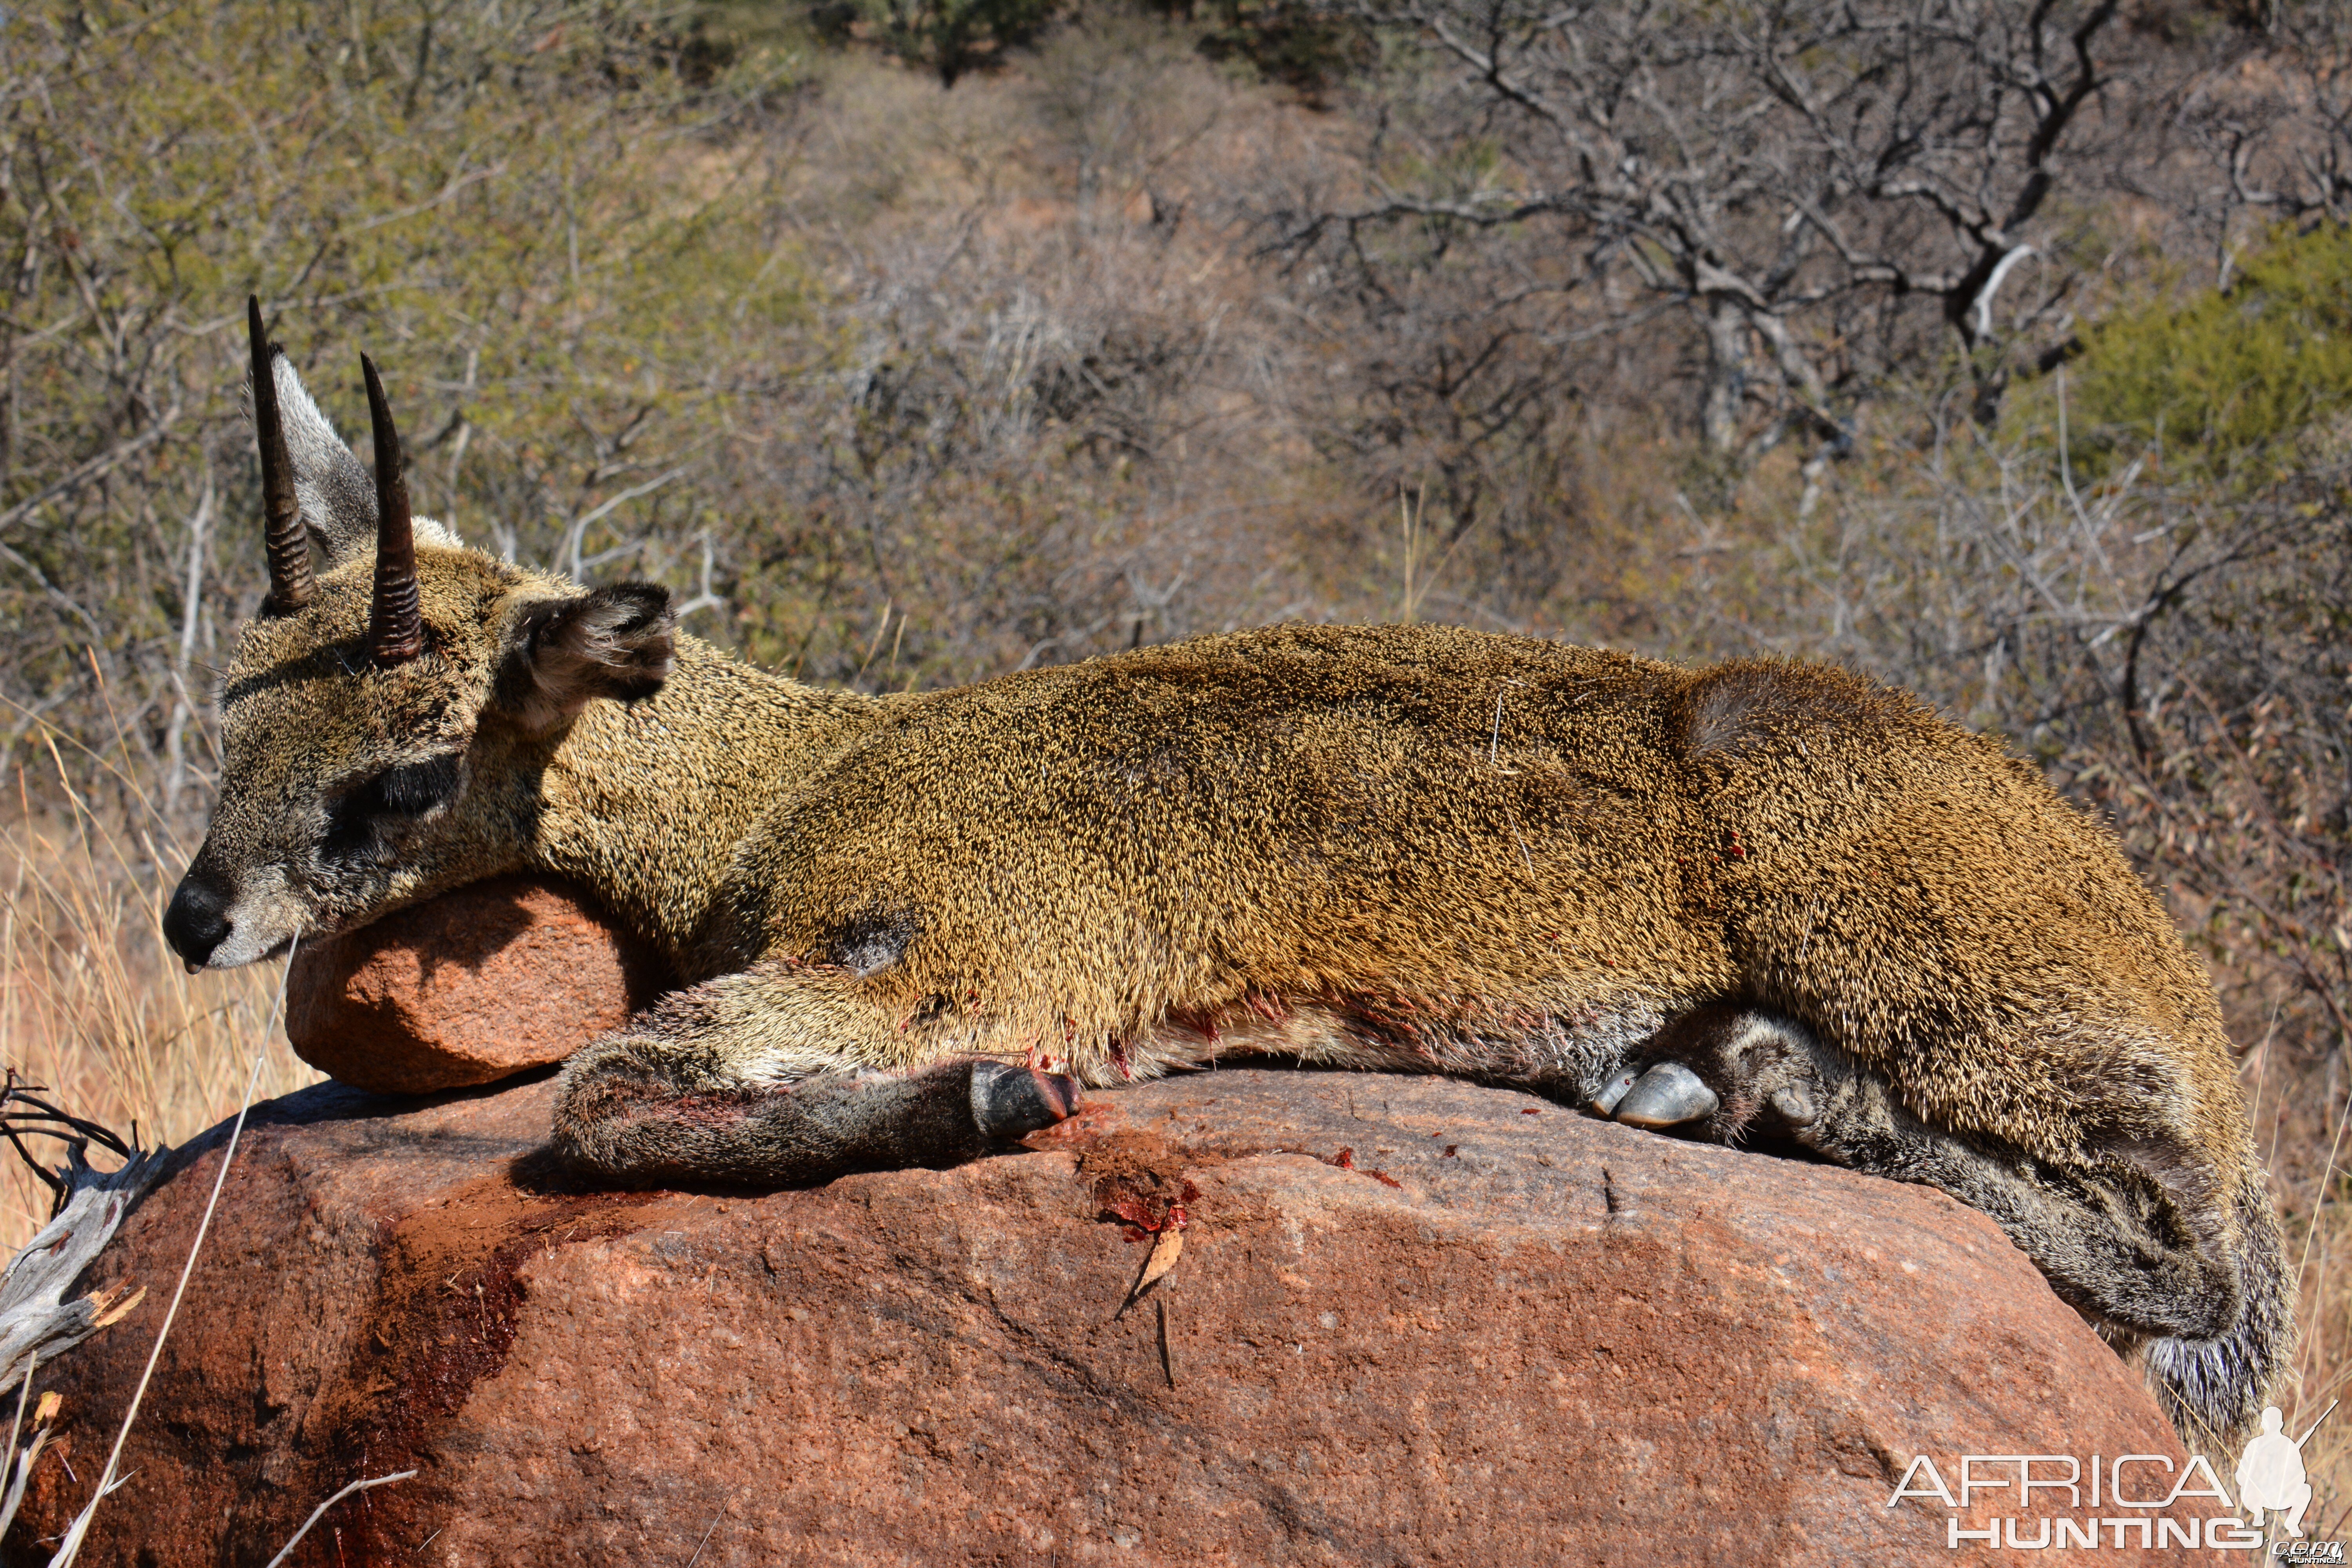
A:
[360, 354, 424, 666]
[248, 296, 313, 612]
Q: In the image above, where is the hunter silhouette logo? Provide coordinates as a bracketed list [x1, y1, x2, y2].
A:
[2237, 1402, 2335, 1539]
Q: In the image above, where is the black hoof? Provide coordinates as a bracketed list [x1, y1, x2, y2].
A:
[971, 1062, 1083, 1140]
[1612, 1062, 1721, 1129]
[1589, 1066, 1641, 1116]
[1603, 1010, 1847, 1150]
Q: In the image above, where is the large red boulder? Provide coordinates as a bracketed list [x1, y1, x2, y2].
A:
[7, 1069, 2234, 1565]
[285, 874, 673, 1095]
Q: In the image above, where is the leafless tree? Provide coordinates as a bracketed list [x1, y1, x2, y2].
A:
[2167, 0, 2352, 278]
[1269, 0, 2163, 469]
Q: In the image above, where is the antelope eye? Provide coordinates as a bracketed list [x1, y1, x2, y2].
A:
[365, 753, 464, 817]
[321, 753, 464, 861]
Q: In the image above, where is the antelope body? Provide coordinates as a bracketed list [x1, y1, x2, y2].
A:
[165, 305, 2290, 1444]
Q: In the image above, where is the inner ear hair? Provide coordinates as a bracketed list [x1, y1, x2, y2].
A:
[497, 583, 677, 735]
[268, 348, 379, 565]
[265, 348, 463, 562]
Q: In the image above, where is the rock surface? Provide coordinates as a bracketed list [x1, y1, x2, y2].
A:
[8, 1069, 2234, 1566]
[285, 874, 673, 1094]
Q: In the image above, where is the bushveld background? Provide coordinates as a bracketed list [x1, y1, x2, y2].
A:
[0, 0, 2345, 1518]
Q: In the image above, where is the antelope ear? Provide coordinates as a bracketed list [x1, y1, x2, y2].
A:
[266, 350, 462, 563]
[494, 583, 676, 735]
[265, 350, 377, 564]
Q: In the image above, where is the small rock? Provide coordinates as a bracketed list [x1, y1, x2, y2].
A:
[284, 875, 674, 1094]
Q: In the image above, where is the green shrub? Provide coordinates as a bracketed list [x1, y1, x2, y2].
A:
[2048, 221, 2352, 483]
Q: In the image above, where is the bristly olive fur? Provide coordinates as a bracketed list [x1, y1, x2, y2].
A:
[168, 332, 2292, 1450]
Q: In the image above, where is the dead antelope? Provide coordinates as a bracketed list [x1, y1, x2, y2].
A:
[165, 303, 2289, 1443]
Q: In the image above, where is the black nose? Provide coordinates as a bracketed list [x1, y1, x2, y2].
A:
[163, 877, 230, 971]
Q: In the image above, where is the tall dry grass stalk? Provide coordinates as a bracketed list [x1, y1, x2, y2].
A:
[2250, 1036, 2352, 1532]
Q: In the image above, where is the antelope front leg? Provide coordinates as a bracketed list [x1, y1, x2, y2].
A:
[549, 960, 1081, 1188]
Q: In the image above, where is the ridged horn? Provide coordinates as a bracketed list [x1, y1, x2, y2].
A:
[360, 354, 424, 666]
[248, 296, 313, 612]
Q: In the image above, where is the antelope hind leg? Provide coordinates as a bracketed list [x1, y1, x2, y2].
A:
[1613, 1009, 2243, 1344]
[549, 961, 1080, 1188]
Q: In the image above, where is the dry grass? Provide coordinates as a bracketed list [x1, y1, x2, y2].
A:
[2250, 1037, 2352, 1528]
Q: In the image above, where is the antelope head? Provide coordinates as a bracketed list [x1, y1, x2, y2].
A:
[162, 301, 675, 972]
